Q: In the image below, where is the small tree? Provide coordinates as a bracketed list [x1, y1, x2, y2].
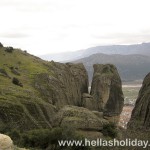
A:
[102, 122, 118, 138]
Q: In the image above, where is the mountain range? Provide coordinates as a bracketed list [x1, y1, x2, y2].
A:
[73, 53, 150, 82]
[40, 42, 150, 62]
[40, 42, 150, 82]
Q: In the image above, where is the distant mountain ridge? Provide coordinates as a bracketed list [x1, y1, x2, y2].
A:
[40, 42, 150, 62]
[73, 53, 150, 82]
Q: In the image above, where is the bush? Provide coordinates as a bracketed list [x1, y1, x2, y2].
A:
[22, 129, 51, 148]
[24, 50, 27, 53]
[0, 68, 9, 77]
[8, 129, 21, 145]
[10, 127, 91, 150]
[12, 77, 23, 87]
[5, 47, 14, 53]
[102, 123, 118, 138]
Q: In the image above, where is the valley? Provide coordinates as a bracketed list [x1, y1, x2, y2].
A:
[119, 82, 141, 128]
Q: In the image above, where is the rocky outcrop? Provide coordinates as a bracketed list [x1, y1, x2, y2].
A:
[81, 93, 97, 111]
[128, 73, 150, 129]
[0, 45, 123, 141]
[35, 62, 88, 108]
[53, 105, 108, 138]
[0, 134, 13, 150]
[90, 64, 124, 118]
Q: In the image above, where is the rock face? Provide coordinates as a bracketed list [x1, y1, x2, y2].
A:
[0, 134, 13, 150]
[81, 93, 97, 111]
[90, 64, 124, 117]
[128, 73, 150, 129]
[53, 105, 108, 138]
[35, 62, 88, 108]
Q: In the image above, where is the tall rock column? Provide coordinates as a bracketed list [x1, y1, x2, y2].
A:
[128, 73, 150, 129]
[90, 64, 124, 121]
[35, 62, 89, 109]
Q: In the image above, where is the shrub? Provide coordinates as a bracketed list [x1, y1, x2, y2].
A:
[5, 47, 14, 53]
[22, 129, 51, 148]
[0, 68, 9, 77]
[102, 123, 118, 138]
[8, 129, 21, 145]
[12, 77, 23, 87]
[24, 50, 27, 53]
[49, 127, 63, 145]
[11, 127, 91, 150]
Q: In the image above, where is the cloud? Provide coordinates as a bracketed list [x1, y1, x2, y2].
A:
[0, 0, 150, 55]
[0, 33, 30, 38]
[90, 31, 150, 46]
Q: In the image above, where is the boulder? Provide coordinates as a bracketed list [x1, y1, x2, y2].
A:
[128, 73, 150, 129]
[0, 134, 13, 150]
[90, 64, 124, 118]
[53, 105, 108, 131]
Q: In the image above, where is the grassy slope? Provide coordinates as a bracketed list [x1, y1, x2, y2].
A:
[0, 47, 50, 104]
[0, 47, 56, 131]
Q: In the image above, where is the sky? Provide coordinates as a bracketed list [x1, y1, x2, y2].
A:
[0, 0, 150, 55]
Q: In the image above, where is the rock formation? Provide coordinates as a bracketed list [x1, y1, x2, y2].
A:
[128, 73, 150, 129]
[0, 44, 124, 141]
[90, 64, 124, 118]
[81, 93, 97, 111]
[35, 62, 88, 108]
[53, 105, 108, 138]
[0, 134, 13, 150]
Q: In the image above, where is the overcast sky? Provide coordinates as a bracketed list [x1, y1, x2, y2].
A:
[0, 0, 150, 55]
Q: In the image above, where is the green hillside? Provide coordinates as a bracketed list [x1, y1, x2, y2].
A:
[0, 46, 57, 131]
[0, 44, 89, 132]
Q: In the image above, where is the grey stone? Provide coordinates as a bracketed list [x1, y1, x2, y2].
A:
[90, 64, 124, 118]
[128, 73, 150, 130]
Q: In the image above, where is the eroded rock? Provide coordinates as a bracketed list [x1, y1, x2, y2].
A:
[53, 105, 108, 131]
[128, 73, 150, 129]
[90, 64, 124, 118]
[82, 93, 97, 111]
[35, 62, 88, 108]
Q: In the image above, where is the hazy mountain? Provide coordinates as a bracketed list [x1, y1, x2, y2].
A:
[40, 50, 84, 62]
[73, 53, 150, 82]
[40, 42, 150, 62]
